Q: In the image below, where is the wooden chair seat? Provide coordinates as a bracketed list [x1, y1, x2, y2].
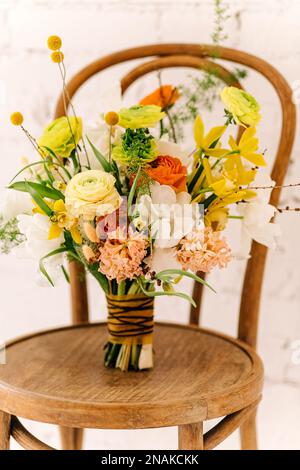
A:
[0, 322, 263, 432]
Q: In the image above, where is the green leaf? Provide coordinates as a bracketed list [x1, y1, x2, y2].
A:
[138, 279, 197, 307]
[203, 193, 218, 209]
[128, 167, 141, 218]
[9, 181, 64, 201]
[41, 146, 72, 180]
[24, 181, 53, 217]
[43, 161, 55, 183]
[39, 145, 58, 160]
[188, 163, 203, 192]
[61, 265, 70, 283]
[111, 160, 123, 194]
[87, 262, 109, 294]
[39, 247, 67, 286]
[75, 246, 109, 294]
[86, 136, 112, 172]
[9, 160, 47, 184]
[156, 268, 216, 293]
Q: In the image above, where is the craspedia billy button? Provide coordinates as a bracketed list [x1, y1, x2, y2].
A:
[47, 35, 62, 51]
[10, 112, 24, 126]
[105, 111, 119, 126]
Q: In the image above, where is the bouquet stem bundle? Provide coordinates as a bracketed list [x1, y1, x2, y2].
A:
[104, 294, 154, 371]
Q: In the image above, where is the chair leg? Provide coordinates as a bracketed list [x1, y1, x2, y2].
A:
[60, 426, 84, 450]
[178, 422, 203, 450]
[240, 409, 257, 450]
[0, 411, 11, 450]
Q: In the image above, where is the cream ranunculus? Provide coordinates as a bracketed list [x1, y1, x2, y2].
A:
[65, 170, 121, 220]
[220, 86, 261, 127]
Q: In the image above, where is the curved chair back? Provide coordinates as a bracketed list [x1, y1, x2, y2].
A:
[54, 44, 296, 348]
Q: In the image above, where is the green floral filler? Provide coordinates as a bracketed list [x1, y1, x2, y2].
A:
[0, 216, 25, 254]
[112, 128, 157, 167]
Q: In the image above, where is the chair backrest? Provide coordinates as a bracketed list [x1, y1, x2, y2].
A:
[54, 44, 296, 349]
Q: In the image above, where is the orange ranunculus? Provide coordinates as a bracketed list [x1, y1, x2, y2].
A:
[139, 85, 180, 109]
[146, 155, 187, 193]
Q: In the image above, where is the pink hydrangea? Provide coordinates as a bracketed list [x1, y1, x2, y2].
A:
[99, 227, 148, 283]
[177, 227, 232, 273]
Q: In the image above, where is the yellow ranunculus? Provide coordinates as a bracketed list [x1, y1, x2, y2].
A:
[38, 116, 82, 158]
[118, 105, 165, 129]
[65, 170, 121, 220]
[220, 87, 261, 127]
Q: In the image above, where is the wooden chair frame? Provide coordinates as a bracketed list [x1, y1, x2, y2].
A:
[0, 44, 295, 452]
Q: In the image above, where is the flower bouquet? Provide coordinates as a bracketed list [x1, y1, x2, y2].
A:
[1, 36, 281, 371]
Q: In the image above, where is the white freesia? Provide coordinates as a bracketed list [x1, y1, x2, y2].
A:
[156, 139, 190, 166]
[99, 80, 123, 114]
[1, 189, 33, 222]
[80, 122, 122, 169]
[13, 213, 65, 285]
[236, 173, 281, 259]
[136, 182, 201, 248]
[79, 81, 123, 169]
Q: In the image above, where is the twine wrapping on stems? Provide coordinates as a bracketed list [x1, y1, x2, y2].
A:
[105, 294, 154, 371]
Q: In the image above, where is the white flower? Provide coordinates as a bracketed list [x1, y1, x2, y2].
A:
[236, 173, 281, 259]
[136, 182, 202, 248]
[156, 139, 190, 166]
[13, 213, 65, 285]
[99, 80, 123, 115]
[80, 122, 122, 169]
[79, 81, 123, 169]
[1, 189, 33, 222]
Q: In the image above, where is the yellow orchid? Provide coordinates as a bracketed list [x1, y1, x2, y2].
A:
[194, 115, 228, 157]
[192, 141, 258, 200]
[228, 127, 267, 167]
[48, 199, 82, 243]
[223, 157, 257, 186]
[33, 199, 82, 244]
[205, 207, 229, 231]
[204, 187, 256, 233]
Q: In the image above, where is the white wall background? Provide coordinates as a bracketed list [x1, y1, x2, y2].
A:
[0, 0, 300, 449]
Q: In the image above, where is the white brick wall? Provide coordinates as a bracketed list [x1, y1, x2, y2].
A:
[0, 0, 300, 449]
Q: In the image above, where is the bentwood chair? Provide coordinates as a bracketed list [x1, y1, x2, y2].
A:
[0, 44, 296, 451]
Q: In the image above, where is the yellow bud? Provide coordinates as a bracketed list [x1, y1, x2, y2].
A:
[47, 35, 62, 51]
[53, 180, 66, 192]
[51, 51, 64, 63]
[162, 282, 174, 293]
[10, 112, 24, 126]
[104, 111, 119, 126]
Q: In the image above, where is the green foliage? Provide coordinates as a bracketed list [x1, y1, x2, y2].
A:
[117, 128, 157, 171]
[161, 0, 248, 141]
[0, 216, 25, 254]
[212, 0, 230, 44]
[86, 136, 112, 173]
[39, 247, 68, 286]
[8, 181, 64, 201]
